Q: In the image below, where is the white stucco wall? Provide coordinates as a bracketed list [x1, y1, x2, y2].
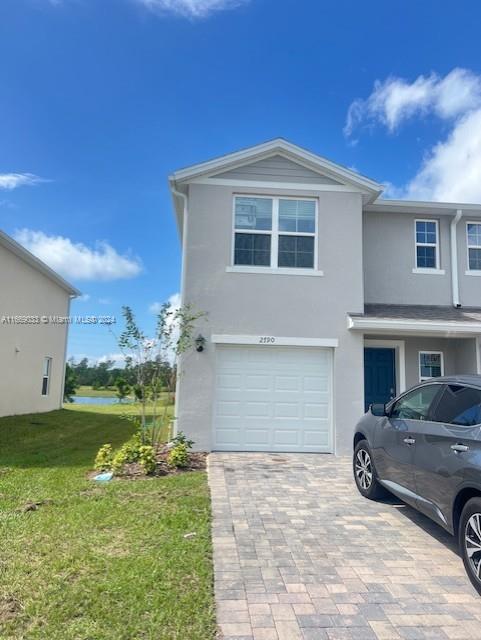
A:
[0, 244, 71, 416]
[363, 211, 481, 307]
[176, 183, 366, 455]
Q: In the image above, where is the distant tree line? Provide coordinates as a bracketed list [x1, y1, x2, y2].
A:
[67, 356, 175, 390]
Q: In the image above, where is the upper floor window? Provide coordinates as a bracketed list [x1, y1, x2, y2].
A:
[467, 222, 481, 271]
[415, 219, 439, 270]
[42, 357, 52, 396]
[233, 196, 317, 270]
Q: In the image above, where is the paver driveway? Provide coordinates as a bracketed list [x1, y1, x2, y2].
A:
[208, 453, 481, 640]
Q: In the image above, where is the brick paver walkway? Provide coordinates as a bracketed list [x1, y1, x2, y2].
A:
[208, 453, 481, 640]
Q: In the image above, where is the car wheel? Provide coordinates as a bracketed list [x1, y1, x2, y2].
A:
[459, 497, 481, 595]
[353, 440, 386, 500]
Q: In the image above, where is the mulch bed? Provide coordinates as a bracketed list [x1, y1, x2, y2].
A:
[88, 448, 207, 481]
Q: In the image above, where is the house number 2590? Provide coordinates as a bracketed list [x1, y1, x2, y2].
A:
[259, 336, 276, 344]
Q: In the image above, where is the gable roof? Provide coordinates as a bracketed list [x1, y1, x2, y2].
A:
[0, 229, 80, 297]
[169, 138, 383, 203]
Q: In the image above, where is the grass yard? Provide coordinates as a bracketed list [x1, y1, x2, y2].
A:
[0, 407, 215, 640]
[76, 385, 117, 397]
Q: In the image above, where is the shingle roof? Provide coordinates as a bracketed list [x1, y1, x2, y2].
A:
[352, 304, 481, 323]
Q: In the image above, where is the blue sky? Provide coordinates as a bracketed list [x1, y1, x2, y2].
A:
[2, 0, 481, 364]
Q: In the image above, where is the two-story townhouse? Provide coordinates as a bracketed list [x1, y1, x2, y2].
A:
[0, 229, 79, 416]
[169, 139, 481, 456]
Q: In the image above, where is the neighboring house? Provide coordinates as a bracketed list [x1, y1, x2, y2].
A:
[170, 139, 481, 456]
[0, 230, 79, 416]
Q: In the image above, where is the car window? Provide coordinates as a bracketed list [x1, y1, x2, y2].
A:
[390, 384, 441, 421]
[431, 384, 481, 426]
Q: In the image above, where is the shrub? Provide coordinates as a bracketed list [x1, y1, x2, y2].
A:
[94, 432, 156, 475]
[94, 444, 114, 471]
[167, 443, 189, 468]
[170, 431, 194, 450]
[138, 445, 156, 474]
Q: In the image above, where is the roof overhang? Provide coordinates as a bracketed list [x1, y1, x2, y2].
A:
[366, 199, 481, 216]
[169, 138, 383, 205]
[348, 314, 481, 338]
[0, 229, 80, 297]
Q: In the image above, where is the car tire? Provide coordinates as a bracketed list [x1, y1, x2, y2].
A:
[459, 497, 481, 596]
[353, 440, 387, 501]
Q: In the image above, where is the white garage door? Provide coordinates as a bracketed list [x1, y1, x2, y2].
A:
[213, 345, 333, 452]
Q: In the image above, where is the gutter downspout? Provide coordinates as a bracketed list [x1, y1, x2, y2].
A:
[170, 184, 189, 438]
[451, 209, 462, 308]
[171, 185, 188, 306]
[60, 294, 74, 408]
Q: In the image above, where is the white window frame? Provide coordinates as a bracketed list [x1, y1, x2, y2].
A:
[418, 351, 444, 382]
[413, 219, 442, 274]
[42, 357, 52, 396]
[465, 221, 481, 274]
[230, 195, 320, 274]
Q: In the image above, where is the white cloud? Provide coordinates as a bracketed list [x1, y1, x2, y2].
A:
[344, 68, 481, 136]
[149, 293, 181, 362]
[0, 173, 47, 190]
[149, 292, 180, 315]
[14, 229, 142, 281]
[405, 109, 481, 202]
[68, 353, 126, 368]
[346, 68, 481, 202]
[97, 353, 126, 367]
[98, 297, 111, 305]
[134, 0, 249, 18]
[77, 293, 91, 302]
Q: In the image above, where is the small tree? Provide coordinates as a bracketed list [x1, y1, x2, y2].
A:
[115, 376, 131, 403]
[116, 302, 205, 448]
[63, 363, 79, 403]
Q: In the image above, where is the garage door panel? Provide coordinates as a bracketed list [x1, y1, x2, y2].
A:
[217, 401, 242, 417]
[274, 402, 299, 418]
[274, 376, 300, 392]
[273, 430, 299, 446]
[304, 402, 329, 419]
[214, 345, 333, 453]
[245, 401, 271, 417]
[304, 430, 330, 446]
[217, 373, 243, 389]
[304, 375, 329, 392]
[215, 427, 242, 445]
[245, 375, 271, 390]
[244, 429, 270, 445]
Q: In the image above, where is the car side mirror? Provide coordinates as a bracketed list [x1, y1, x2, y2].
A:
[371, 403, 387, 417]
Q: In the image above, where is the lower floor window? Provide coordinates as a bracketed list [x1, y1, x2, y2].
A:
[42, 357, 52, 396]
[278, 235, 314, 268]
[468, 247, 481, 270]
[419, 351, 443, 381]
[234, 233, 271, 266]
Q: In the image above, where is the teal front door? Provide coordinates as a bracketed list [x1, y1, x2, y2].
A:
[364, 347, 396, 411]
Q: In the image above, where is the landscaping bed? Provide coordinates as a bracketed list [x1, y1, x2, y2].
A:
[90, 449, 207, 479]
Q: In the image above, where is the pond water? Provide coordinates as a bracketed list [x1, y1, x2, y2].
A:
[72, 396, 133, 405]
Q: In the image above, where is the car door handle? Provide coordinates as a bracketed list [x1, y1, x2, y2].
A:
[451, 443, 469, 453]
[403, 437, 416, 445]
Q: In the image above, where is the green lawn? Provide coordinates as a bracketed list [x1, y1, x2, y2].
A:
[65, 399, 174, 420]
[0, 407, 215, 640]
[76, 385, 117, 397]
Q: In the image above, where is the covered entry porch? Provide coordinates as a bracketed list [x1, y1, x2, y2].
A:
[348, 304, 481, 409]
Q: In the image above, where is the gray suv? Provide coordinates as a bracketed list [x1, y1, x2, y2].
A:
[353, 376, 481, 594]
